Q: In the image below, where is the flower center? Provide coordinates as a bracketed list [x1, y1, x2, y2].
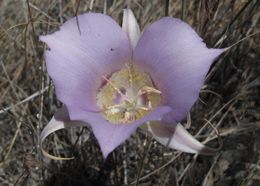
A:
[96, 64, 161, 124]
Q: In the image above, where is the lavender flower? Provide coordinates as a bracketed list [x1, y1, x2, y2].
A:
[40, 9, 225, 159]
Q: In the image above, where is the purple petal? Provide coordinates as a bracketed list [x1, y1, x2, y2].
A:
[40, 106, 88, 160]
[40, 13, 132, 111]
[147, 122, 217, 155]
[122, 9, 141, 48]
[134, 17, 226, 123]
[67, 106, 171, 158]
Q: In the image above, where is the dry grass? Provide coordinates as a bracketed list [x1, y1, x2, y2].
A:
[0, 0, 259, 186]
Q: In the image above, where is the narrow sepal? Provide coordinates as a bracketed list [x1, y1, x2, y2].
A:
[146, 122, 218, 155]
[40, 107, 88, 160]
[122, 9, 141, 48]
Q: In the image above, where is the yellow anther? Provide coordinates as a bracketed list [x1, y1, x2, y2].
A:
[137, 86, 162, 96]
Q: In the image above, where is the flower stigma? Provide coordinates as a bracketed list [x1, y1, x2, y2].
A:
[97, 64, 161, 124]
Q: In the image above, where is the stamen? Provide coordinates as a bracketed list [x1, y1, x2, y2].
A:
[137, 86, 162, 96]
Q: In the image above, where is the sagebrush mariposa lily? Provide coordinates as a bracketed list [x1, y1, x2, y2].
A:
[40, 9, 225, 159]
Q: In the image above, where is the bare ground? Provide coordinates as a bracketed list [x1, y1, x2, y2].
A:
[0, 0, 259, 186]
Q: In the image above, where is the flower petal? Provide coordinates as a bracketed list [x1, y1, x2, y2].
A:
[67, 106, 171, 158]
[40, 13, 132, 111]
[134, 17, 226, 123]
[122, 9, 141, 48]
[146, 122, 217, 155]
[40, 106, 88, 160]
